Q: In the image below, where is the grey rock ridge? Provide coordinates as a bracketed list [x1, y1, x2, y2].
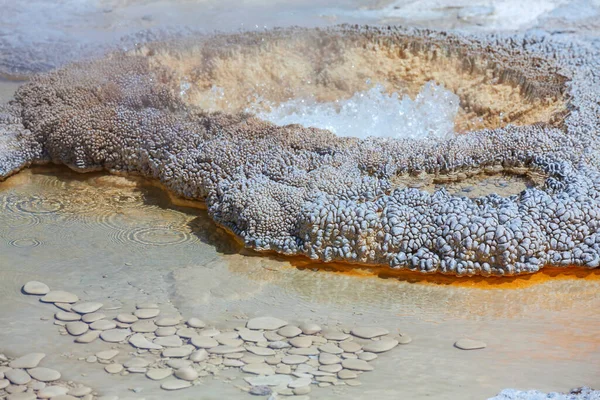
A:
[1, 25, 600, 276]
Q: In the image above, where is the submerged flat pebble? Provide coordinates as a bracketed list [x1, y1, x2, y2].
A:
[351, 327, 389, 339]
[187, 318, 205, 328]
[23, 281, 50, 295]
[247, 317, 288, 330]
[161, 380, 192, 390]
[242, 363, 275, 375]
[245, 374, 293, 387]
[454, 339, 487, 350]
[189, 350, 208, 362]
[362, 339, 398, 353]
[38, 386, 69, 398]
[341, 359, 373, 371]
[9, 353, 45, 369]
[71, 302, 103, 314]
[245, 346, 275, 356]
[134, 308, 160, 319]
[282, 355, 308, 365]
[40, 291, 78, 304]
[207, 345, 243, 354]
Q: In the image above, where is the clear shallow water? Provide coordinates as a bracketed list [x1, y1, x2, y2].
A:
[0, 166, 598, 399]
[252, 82, 460, 140]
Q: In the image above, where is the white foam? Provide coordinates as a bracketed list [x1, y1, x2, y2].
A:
[250, 82, 460, 140]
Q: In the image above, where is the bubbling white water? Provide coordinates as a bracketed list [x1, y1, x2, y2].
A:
[251, 81, 460, 140]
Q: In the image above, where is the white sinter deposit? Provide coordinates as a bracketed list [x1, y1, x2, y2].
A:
[251, 82, 460, 140]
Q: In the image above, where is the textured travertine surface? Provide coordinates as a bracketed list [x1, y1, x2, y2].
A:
[1, 26, 600, 276]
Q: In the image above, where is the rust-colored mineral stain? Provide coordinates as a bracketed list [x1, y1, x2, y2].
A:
[288, 258, 600, 289]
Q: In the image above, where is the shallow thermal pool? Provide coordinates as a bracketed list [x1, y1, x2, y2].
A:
[250, 81, 460, 140]
[0, 166, 598, 399]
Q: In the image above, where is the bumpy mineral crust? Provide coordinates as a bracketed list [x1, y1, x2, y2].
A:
[1, 25, 600, 276]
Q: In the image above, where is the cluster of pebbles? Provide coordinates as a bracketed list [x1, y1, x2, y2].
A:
[0, 352, 97, 400]
[19, 281, 426, 399]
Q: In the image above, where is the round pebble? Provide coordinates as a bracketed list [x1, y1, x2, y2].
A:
[289, 337, 312, 348]
[124, 358, 150, 368]
[40, 291, 78, 304]
[320, 364, 342, 373]
[189, 349, 208, 362]
[100, 328, 131, 343]
[131, 320, 157, 333]
[247, 317, 288, 330]
[358, 352, 377, 361]
[96, 350, 119, 361]
[0, 379, 9, 389]
[319, 353, 341, 365]
[116, 314, 138, 323]
[146, 368, 172, 380]
[81, 312, 105, 323]
[104, 363, 123, 374]
[174, 367, 198, 381]
[155, 317, 180, 327]
[298, 323, 321, 335]
[454, 339, 487, 350]
[242, 363, 275, 375]
[362, 339, 398, 353]
[319, 343, 343, 354]
[187, 318, 206, 328]
[54, 311, 81, 322]
[155, 326, 177, 337]
[67, 387, 92, 396]
[27, 367, 60, 382]
[239, 329, 266, 343]
[22, 281, 50, 295]
[154, 335, 183, 347]
[323, 330, 349, 341]
[282, 355, 308, 365]
[161, 380, 192, 390]
[176, 328, 197, 338]
[341, 359, 373, 371]
[75, 331, 101, 343]
[136, 302, 158, 309]
[9, 353, 45, 369]
[71, 302, 103, 314]
[351, 327, 389, 339]
[90, 320, 117, 331]
[5, 369, 30, 385]
[65, 321, 89, 336]
[277, 325, 302, 338]
[134, 308, 160, 319]
[339, 341, 362, 353]
[129, 333, 162, 350]
[338, 369, 358, 379]
[7, 393, 36, 400]
[162, 345, 194, 358]
[263, 331, 284, 342]
[167, 359, 191, 369]
[38, 386, 69, 398]
[245, 346, 275, 356]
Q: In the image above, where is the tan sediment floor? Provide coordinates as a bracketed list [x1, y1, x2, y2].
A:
[0, 166, 599, 399]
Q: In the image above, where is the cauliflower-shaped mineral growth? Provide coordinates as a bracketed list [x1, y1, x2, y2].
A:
[1, 25, 599, 276]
